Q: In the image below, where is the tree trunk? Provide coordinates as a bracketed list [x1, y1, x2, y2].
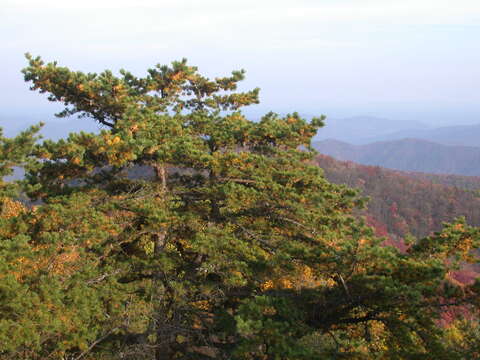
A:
[152, 163, 174, 360]
[154, 164, 167, 193]
[155, 324, 174, 360]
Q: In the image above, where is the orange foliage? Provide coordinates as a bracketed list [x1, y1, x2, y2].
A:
[13, 245, 81, 281]
[260, 265, 332, 292]
[0, 197, 25, 219]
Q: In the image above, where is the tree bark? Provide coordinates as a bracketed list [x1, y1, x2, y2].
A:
[154, 164, 167, 193]
[152, 163, 174, 360]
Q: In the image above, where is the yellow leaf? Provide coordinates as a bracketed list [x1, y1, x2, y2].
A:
[176, 334, 187, 344]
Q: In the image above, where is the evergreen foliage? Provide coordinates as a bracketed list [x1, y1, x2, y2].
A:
[0, 55, 478, 359]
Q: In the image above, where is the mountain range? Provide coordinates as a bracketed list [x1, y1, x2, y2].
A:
[362, 123, 480, 147]
[315, 115, 480, 147]
[314, 116, 430, 144]
[313, 138, 480, 176]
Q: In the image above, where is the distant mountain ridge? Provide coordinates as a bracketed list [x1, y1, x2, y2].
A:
[314, 115, 430, 144]
[313, 138, 480, 176]
[314, 115, 480, 147]
[363, 123, 480, 147]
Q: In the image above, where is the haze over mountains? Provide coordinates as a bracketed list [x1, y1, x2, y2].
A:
[362, 123, 480, 147]
[311, 115, 480, 176]
[314, 139, 480, 176]
[315, 116, 431, 144]
[315, 115, 480, 147]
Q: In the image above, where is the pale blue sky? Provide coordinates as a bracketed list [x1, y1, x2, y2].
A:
[1, 0, 480, 126]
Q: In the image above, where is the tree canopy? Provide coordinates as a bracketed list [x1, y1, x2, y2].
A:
[0, 55, 478, 359]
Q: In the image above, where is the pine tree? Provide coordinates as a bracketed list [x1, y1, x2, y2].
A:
[0, 54, 478, 359]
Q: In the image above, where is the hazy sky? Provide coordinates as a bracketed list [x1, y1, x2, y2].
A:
[2, 0, 480, 126]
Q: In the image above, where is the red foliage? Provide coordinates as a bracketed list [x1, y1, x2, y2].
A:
[365, 215, 408, 253]
[315, 154, 480, 239]
[451, 270, 478, 286]
[365, 215, 388, 237]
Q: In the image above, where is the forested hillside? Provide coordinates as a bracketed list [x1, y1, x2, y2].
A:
[315, 154, 480, 239]
[0, 55, 479, 359]
[400, 171, 480, 191]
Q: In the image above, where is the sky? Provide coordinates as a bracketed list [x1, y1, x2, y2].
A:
[1, 0, 480, 128]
